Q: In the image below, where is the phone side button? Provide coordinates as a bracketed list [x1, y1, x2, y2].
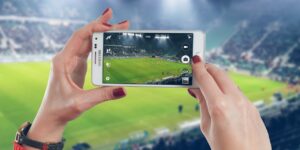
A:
[94, 51, 97, 64]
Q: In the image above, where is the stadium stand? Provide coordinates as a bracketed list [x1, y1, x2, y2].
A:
[289, 44, 300, 66]
[0, 21, 83, 54]
[0, 0, 86, 60]
[208, 16, 300, 84]
[112, 93, 300, 150]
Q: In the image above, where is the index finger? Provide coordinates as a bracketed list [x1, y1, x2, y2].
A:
[64, 9, 115, 56]
[64, 23, 111, 56]
[192, 55, 223, 104]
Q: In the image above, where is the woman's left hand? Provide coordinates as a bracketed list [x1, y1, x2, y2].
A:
[25, 8, 129, 149]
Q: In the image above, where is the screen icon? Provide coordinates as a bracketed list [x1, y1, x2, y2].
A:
[182, 77, 189, 84]
[106, 48, 112, 54]
[105, 76, 110, 81]
[182, 44, 190, 50]
[182, 68, 189, 74]
[106, 62, 111, 68]
[106, 35, 112, 40]
[181, 55, 190, 64]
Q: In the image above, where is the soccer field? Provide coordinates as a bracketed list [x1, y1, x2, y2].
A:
[103, 57, 191, 84]
[0, 62, 287, 149]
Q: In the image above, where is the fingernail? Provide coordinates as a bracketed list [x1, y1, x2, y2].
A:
[192, 55, 201, 64]
[113, 88, 126, 98]
[103, 22, 112, 27]
[118, 20, 128, 24]
[188, 89, 196, 98]
[102, 8, 110, 15]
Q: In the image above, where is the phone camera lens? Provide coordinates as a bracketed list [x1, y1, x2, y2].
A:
[95, 37, 98, 40]
[94, 44, 97, 48]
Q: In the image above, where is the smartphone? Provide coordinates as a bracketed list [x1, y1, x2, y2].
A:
[91, 30, 205, 88]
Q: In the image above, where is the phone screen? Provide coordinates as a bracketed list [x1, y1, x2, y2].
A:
[102, 32, 193, 85]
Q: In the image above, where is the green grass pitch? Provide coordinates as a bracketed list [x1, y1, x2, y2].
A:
[103, 57, 191, 84]
[0, 61, 287, 149]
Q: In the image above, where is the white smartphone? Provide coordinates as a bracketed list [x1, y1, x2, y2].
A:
[91, 30, 205, 88]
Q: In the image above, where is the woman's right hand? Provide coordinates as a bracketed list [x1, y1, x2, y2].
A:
[188, 55, 271, 150]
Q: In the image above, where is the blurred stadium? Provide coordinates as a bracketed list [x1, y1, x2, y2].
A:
[0, 0, 299, 150]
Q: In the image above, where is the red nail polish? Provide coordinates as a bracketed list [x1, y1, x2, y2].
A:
[113, 88, 126, 98]
[103, 22, 112, 27]
[192, 55, 201, 64]
[188, 89, 196, 98]
[102, 8, 110, 15]
[118, 20, 128, 24]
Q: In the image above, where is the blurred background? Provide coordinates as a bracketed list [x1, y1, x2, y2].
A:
[0, 0, 299, 149]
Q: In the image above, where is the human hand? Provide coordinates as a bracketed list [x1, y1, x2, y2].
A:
[25, 8, 129, 148]
[188, 55, 271, 150]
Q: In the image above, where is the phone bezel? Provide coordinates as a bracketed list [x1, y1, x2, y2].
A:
[92, 30, 205, 88]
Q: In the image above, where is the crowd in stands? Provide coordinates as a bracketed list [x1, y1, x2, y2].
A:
[222, 20, 267, 59]
[209, 17, 300, 84]
[0, 22, 82, 55]
[289, 44, 300, 66]
[265, 95, 300, 150]
[0, 0, 87, 58]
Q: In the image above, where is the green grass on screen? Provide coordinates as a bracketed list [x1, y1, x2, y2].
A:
[103, 57, 191, 84]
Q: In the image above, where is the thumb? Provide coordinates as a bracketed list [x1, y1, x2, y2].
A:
[112, 20, 130, 30]
[79, 87, 126, 111]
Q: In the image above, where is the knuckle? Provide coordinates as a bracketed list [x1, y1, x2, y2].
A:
[196, 67, 210, 81]
[215, 68, 224, 76]
[199, 98, 206, 105]
[200, 122, 209, 133]
[236, 99, 248, 108]
[70, 98, 84, 114]
[207, 64, 226, 76]
[51, 53, 63, 73]
[102, 88, 114, 101]
[211, 67, 223, 77]
[210, 101, 227, 119]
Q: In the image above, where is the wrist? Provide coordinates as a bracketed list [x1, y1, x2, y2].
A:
[26, 114, 66, 143]
[15, 120, 66, 150]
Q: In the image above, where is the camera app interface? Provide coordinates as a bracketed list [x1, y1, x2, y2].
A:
[103, 32, 193, 85]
